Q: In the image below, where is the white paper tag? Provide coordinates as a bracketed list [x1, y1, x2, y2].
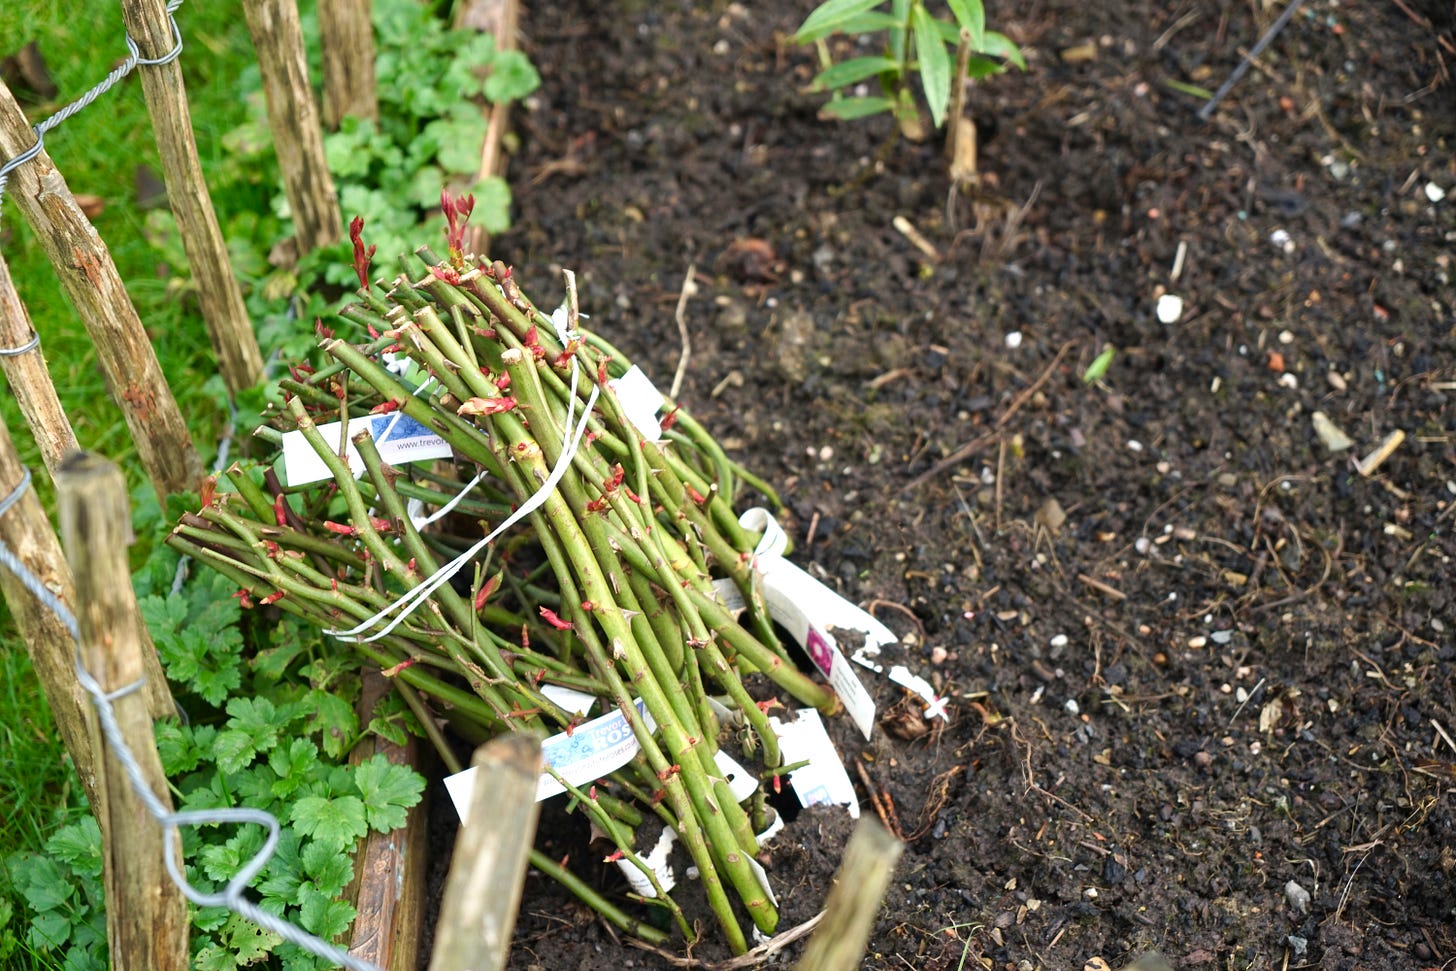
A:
[446, 700, 657, 820]
[770, 709, 859, 819]
[714, 749, 759, 804]
[281, 414, 453, 486]
[739, 506, 789, 558]
[888, 666, 949, 720]
[541, 684, 598, 717]
[608, 365, 665, 442]
[614, 826, 677, 897]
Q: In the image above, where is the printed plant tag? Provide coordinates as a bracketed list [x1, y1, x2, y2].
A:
[446, 700, 658, 820]
[281, 414, 452, 486]
[608, 365, 665, 442]
[770, 708, 859, 818]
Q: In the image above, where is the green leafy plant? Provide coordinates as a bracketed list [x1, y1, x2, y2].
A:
[153, 0, 541, 347]
[4, 501, 426, 971]
[794, 0, 1024, 133]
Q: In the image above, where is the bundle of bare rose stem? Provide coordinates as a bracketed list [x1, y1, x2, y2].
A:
[168, 195, 843, 953]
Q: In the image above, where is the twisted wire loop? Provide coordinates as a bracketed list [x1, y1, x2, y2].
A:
[0, 0, 183, 218]
[0, 464, 386, 969]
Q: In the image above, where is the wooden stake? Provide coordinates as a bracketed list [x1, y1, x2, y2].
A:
[0, 420, 97, 806]
[794, 819, 903, 971]
[427, 734, 542, 971]
[456, 0, 519, 257]
[318, 0, 379, 130]
[346, 672, 429, 971]
[120, 0, 265, 398]
[57, 451, 187, 971]
[0, 79, 203, 502]
[241, 0, 343, 254]
[0, 250, 78, 475]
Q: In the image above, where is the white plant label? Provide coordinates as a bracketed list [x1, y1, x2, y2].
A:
[446, 699, 658, 819]
[770, 708, 859, 819]
[608, 365, 665, 442]
[281, 414, 452, 486]
[445, 701, 757, 822]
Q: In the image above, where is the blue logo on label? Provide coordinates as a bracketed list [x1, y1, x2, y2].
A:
[370, 414, 432, 443]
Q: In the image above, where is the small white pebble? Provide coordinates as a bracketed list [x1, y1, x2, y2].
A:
[1426, 182, 1446, 203]
[1211, 630, 1234, 645]
[1278, 373, 1299, 389]
[1134, 537, 1152, 554]
[1127, 439, 1144, 452]
[1064, 698, 1080, 715]
[1156, 293, 1184, 324]
[1270, 228, 1295, 253]
[1277, 329, 1294, 344]
[1189, 635, 1208, 649]
[1084, 887, 1099, 899]
[1005, 330, 1023, 349]
[1050, 634, 1069, 648]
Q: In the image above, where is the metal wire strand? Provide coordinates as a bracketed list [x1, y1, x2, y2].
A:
[0, 0, 183, 217]
[0, 331, 41, 356]
[0, 466, 385, 969]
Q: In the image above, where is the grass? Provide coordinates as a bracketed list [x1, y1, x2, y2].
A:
[0, 3, 261, 963]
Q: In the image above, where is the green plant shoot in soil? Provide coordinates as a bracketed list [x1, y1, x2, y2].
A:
[794, 0, 1024, 133]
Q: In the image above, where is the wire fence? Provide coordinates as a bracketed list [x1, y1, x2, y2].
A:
[0, 4, 384, 969]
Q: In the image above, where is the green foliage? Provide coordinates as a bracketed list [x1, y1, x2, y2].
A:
[139, 570, 245, 706]
[5, 504, 425, 969]
[211, 0, 537, 301]
[1083, 346, 1117, 384]
[795, 0, 1024, 130]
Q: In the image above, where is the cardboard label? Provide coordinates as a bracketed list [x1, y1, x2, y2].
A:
[608, 365, 665, 442]
[281, 414, 452, 486]
[770, 708, 859, 819]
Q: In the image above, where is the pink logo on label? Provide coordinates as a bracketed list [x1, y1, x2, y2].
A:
[805, 627, 834, 676]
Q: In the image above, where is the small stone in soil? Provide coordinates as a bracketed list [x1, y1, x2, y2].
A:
[1285, 879, 1312, 914]
[1312, 411, 1353, 451]
[1155, 293, 1183, 324]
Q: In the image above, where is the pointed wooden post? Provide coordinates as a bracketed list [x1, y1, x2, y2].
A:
[457, 0, 519, 258]
[57, 451, 187, 971]
[0, 268, 175, 722]
[0, 420, 97, 806]
[427, 735, 542, 971]
[795, 819, 903, 971]
[241, 0, 343, 254]
[119, 0, 266, 398]
[0, 79, 203, 502]
[0, 250, 78, 475]
[318, 0, 379, 130]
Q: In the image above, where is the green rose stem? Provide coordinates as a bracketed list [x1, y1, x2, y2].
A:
[474, 337, 771, 865]
[523, 502, 751, 952]
[507, 433, 777, 944]
[526, 850, 670, 946]
[284, 396, 525, 724]
[549, 771, 693, 940]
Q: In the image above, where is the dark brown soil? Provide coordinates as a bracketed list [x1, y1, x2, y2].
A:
[468, 1, 1456, 968]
